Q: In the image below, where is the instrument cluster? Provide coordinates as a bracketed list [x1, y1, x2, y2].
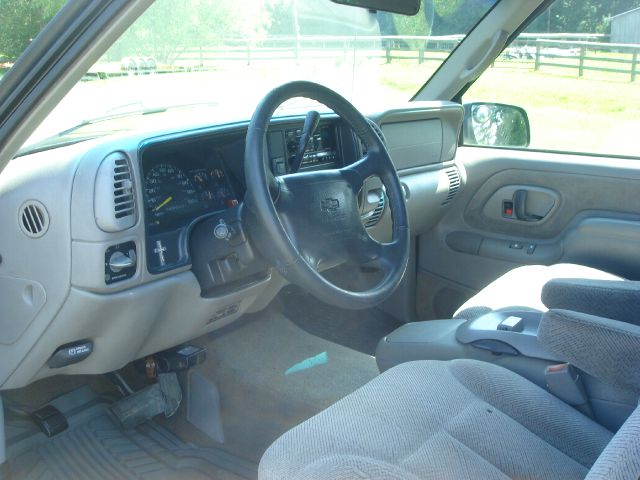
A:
[144, 162, 236, 235]
[140, 140, 238, 274]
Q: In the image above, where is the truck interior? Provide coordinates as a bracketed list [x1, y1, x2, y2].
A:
[0, 0, 638, 479]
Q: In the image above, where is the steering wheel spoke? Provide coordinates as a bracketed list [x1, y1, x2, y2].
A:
[354, 234, 404, 271]
[340, 153, 383, 193]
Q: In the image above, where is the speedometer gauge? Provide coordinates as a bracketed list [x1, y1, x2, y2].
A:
[144, 163, 198, 227]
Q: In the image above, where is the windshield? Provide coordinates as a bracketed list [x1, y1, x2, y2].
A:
[7, 0, 497, 153]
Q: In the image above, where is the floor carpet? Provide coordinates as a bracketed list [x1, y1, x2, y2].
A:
[5, 387, 253, 480]
[194, 308, 380, 464]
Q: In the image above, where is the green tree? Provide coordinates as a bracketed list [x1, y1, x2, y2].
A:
[265, 0, 295, 36]
[391, 3, 430, 50]
[526, 0, 640, 33]
[0, 0, 65, 60]
[109, 0, 272, 65]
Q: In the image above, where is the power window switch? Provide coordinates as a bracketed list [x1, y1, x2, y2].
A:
[509, 241, 524, 250]
[526, 244, 537, 255]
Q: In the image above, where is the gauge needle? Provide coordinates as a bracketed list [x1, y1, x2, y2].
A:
[154, 196, 173, 211]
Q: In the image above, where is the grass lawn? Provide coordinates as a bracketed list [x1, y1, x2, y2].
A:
[379, 58, 640, 158]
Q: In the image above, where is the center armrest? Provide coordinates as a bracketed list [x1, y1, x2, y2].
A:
[541, 278, 640, 326]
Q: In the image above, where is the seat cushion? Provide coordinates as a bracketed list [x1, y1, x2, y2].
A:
[259, 359, 613, 480]
[454, 263, 621, 320]
[585, 404, 640, 480]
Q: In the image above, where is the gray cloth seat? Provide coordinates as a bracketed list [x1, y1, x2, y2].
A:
[259, 359, 640, 480]
[454, 263, 621, 321]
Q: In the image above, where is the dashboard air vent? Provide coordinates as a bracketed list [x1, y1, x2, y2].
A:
[95, 152, 137, 232]
[113, 157, 135, 219]
[363, 191, 386, 228]
[19, 200, 49, 238]
[442, 167, 461, 205]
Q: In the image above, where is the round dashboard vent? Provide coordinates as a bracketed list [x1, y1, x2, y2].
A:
[19, 200, 49, 238]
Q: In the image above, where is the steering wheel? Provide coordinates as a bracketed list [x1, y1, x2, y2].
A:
[243, 81, 409, 310]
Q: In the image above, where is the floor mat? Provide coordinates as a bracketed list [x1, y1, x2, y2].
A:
[193, 308, 380, 464]
[6, 387, 254, 480]
[279, 286, 403, 355]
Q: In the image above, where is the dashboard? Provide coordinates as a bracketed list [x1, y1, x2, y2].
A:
[139, 119, 353, 277]
[0, 102, 464, 390]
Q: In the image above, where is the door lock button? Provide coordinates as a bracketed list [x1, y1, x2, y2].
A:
[502, 200, 514, 217]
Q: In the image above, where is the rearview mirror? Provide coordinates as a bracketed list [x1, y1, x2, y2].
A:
[463, 103, 530, 148]
[330, 0, 421, 15]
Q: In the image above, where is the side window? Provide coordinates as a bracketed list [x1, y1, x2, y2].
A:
[462, 1, 640, 158]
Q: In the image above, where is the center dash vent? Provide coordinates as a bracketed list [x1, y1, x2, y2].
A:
[95, 152, 137, 232]
[363, 191, 386, 228]
[442, 167, 461, 205]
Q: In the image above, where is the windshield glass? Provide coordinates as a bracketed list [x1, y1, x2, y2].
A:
[8, 0, 497, 153]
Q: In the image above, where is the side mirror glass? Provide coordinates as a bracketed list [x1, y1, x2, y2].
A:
[463, 103, 530, 148]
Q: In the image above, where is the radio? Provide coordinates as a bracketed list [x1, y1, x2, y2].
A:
[284, 124, 339, 171]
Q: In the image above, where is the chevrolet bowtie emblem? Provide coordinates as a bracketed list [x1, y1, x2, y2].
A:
[321, 198, 340, 212]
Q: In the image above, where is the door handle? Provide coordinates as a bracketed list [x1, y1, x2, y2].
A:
[514, 189, 543, 222]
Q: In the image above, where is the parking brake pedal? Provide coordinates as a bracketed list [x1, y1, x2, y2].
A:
[111, 373, 182, 429]
[31, 405, 68, 437]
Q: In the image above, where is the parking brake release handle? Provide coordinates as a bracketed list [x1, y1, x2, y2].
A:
[514, 189, 543, 222]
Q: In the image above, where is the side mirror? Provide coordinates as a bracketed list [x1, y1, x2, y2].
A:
[463, 103, 530, 148]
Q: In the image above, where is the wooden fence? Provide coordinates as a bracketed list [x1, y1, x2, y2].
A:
[533, 39, 640, 82]
[87, 33, 639, 83]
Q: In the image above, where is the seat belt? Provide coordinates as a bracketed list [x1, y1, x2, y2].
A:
[545, 363, 594, 418]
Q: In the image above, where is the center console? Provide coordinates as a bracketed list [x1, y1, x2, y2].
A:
[376, 311, 556, 390]
[376, 309, 637, 431]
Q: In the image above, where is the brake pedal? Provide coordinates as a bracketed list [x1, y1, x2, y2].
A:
[31, 405, 68, 437]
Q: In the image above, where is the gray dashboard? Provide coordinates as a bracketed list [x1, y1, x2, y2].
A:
[0, 100, 463, 389]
